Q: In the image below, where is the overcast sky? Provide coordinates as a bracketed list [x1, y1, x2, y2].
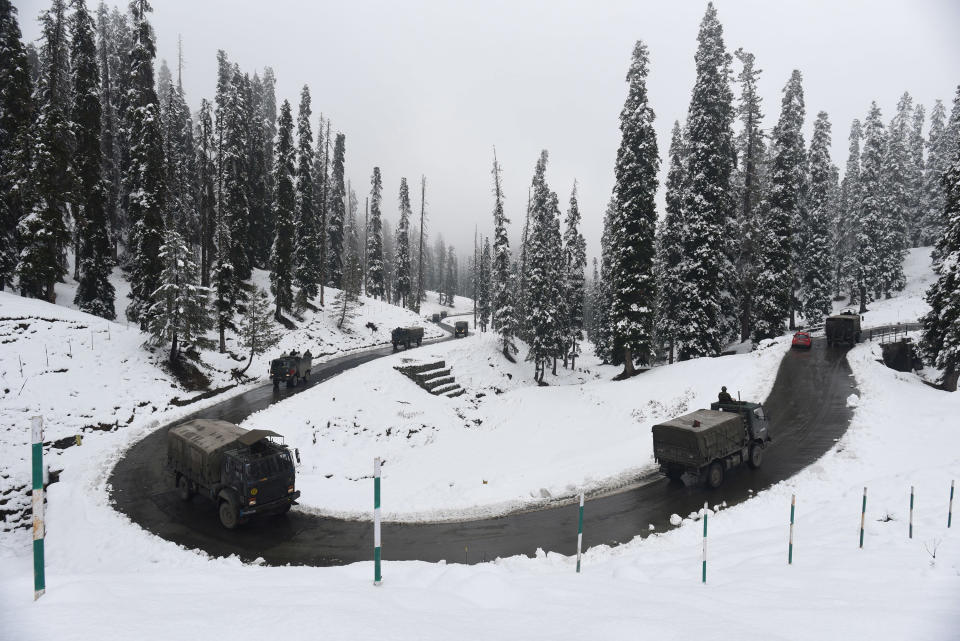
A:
[16, 0, 960, 260]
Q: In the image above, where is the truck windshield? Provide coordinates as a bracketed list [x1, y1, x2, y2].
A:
[754, 407, 765, 420]
[245, 452, 293, 478]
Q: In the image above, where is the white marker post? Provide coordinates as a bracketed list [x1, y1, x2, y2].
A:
[31, 416, 45, 600]
[701, 501, 708, 584]
[373, 457, 382, 585]
[575, 492, 584, 573]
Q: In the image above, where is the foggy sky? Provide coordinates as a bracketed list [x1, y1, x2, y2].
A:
[15, 0, 960, 262]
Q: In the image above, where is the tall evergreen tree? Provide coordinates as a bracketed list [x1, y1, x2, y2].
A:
[258, 67, 278, 266]
[366, 167, 385, 299]
[293, 85, 319, 303]
[316, 117, 330, 304]
[609, 40, 659, 375]
[17, 0, 73, 302]
[562, 183, 586, 367]
[654, 122, 687, 362]
[70, 0, 115, 318]
[245, 72, 269, 268]
[753, 70, 805, 340]
[490, 153, 516, 358]
[123, 0, 165, 326]
[921, 100, 949, 247]
[477, 237, 492, 331]
[854, 102, 887, 311]
[100, 4, 130, 255]
[327, 132, 346, 288]
[0, 0, 34, 290]
[593, 198, 616, 363]
[676, 2, 736, 357]
[835, 119, 862, 302]
[444, 245, 456, 307]
[878, 94, 912, 295]
[196, 99, 216, 287]
[906, 102, 926, 247]
[161, 62, 195, 238]
[395, 177, 412, 307]
[797, 111, 835, 324]
[236, 287, 282, 376]
[270, 99, 295, 318]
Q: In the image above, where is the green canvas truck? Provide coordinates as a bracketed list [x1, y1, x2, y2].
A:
[825, 311, 862, 347]
[454, 320, 468, 337]
[652, 401, 772, 488]
[167, 419, 300, 529]
[270, 350, 312, 388]
[392, 326, 424, 350]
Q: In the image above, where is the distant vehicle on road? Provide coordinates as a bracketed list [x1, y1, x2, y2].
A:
[392, 326, 424, 350]
[166, 419, 300, 529]
[454, 320, 468, 337]
[825, 310, 862, 347]
[431, 313, 441, 323]
[791, 331, 812, 349]
[270, 350, 312, 389]
[440, 311, 448, 319]
[652, 400, 772, 488]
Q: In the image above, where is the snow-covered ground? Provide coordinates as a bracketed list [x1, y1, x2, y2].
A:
[242, 332, 789, 520]
[830, 246, 935, 326]
[418, 290, 474, 319]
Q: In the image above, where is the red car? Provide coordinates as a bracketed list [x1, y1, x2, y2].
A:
[791, 331, 812, 349]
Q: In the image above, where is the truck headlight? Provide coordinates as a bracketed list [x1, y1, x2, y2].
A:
[248, 498, 256, 506]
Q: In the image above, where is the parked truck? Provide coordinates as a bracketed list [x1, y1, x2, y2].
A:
[825, 310, 862, 347]
[652, 401, 772, 489]
[392, 326, 424, 350]
[270, 350, 312, 389]
[166, 419, 300, 529]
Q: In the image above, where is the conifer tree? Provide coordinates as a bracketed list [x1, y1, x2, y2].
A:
[835, 119, 862, 302]
[562, 183, 586, 367]
[395, 177, 413, 307]
[258, 67, 278, 266]
[123, 0, 165, 326]
[609, 40, 659, 376]
[0, 0, 34, 290]
[236, 287, 282, 376]
[797, 111, 836, 324]
[316, 118, 330, 304]
[654, 122, 687, 362]
[196, 99, 216, 287]
[148, 228, 213, 364]
[366, 167, 385, 299]
[293, 85, 318, 303]
[854, 102, 887, 311]
[270, 99, 295, 318]
[906, 103, 926, 247]
[245, 73, 269, 268]
[477, 237, 492, 331]
[878, 95, 911, 295]
[94, 2, 120, 258]
[327, 133, 346, 288]
[921, 100, 949, 247]
[753, 70, 805, 340]
[490, 153, 516, 357]
[921, 109, 960, 391]
[161, 61, 196, 239]
[677, 3, 736, 357]
[444, 245, 456, 307]
[70, 0, 115, 318]
[17, 0, 73, 302]
[593, 198, 616, 363]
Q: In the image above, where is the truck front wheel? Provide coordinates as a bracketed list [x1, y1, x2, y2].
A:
[706, 461, 724, 489]
[219, 500, 239, 529]
[748, 443, 764, 469]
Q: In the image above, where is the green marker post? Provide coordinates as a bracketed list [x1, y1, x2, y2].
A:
[576, 492, 584, 573]
[374, 457, 382, 585]
[859, 487, 867, 549]
[788, 494, 795, 564]
[32, 416, 45, 600]
[702, 501, 708, 583]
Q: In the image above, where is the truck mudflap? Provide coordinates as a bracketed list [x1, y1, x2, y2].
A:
[239, 490, 301, 517]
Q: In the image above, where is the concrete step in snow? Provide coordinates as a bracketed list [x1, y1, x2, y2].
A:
[432, 383, 461, 396]
[445, 388, 466, 398]
[395, 360, 445, 375]
[415, 368, 451, 382]
[424, 376, 456, 391]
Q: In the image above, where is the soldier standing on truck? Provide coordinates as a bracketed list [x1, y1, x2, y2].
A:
[717, 386, 734, 404]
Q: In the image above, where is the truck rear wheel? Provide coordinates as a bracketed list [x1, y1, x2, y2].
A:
[706, 461, 724, 489]
[219, 500, 239, 529]
[748, 443, 764, 469]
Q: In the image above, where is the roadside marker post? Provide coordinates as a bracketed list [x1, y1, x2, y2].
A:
[949, 480, 954, 528]
[909, 486, 914, 539]
[374, 457, 382, 586]
[788, 494, 796, 564]
[701, 501, 708, 584]
[31, 416, 45, 601]
[859, 487, 867, 549]
[576, 492, 584, 573]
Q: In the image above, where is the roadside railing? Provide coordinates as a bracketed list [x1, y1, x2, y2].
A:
[866, 322, 923, 344]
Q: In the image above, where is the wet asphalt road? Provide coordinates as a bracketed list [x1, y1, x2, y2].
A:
[109, 331, 860, 566]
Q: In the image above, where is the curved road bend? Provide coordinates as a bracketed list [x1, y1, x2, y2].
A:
[111, 334, 859, 566]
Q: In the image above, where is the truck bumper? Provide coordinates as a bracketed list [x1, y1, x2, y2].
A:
[240, 491, 301, 517]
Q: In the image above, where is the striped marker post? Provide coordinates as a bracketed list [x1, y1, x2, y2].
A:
[909, 486, 914, 539]
[31, 416, 45, 600]
[373, 457, 382, 586]
[788, 494, 796, 565]
[859, 487, 867, 549]
[702, 501, 708, 584]
[949, 480, 954, 528]
[575, 492, 584, 573]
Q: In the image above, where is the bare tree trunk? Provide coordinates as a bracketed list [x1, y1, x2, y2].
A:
[858, 284, 868, 314]
[169, 332, 178, 365]
[621, 347, 635, 378]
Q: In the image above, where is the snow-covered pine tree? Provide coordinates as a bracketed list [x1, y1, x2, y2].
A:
[593, 198, 616, 363]
[797, 111, 836, 325]
[921, 100, 948, 248]
[70, 0, 115, 319]
[366, 167, 385, 299]
[161, 62, 196, 239]
[878, 94, 912, 295]
[609, 40, 659, 376]
[293, 85, 319, 304]
[490, 153, 516, 357]
[316, 117, 330, 305]
[654, 122, 687, 362]
[921, 109, 960, 391]
[225, 64, 252, 283]
[676, 3, 736, 357]
[435, 236, 446, 304]
[477, 237, 492, 331]
[245, 72, 270, 269]
[0, 0, 34, 290]
[444, 245, 456, 307]
[855, 102, 887, 311]
[326, 132, 346, 288]
[236, 287, 282, 376]
[17, 0, 72, 302]
[732, 48, 765, 341]
[148, 228, 213, 365]
[562, 182, 586, 367]
[270, 99, 295, 319]
[395, 177, 412, 307]
[123, 0, 165, 326]
[752, 70, 805, 341]
[835, 119, 862, 302]
[94, 2, 121, 259]
[196, 99, 216, 287]
[333, 183, 363, 329]
[906, 102, 926, 247]
[414, 176, 428, 311]
[258, 67, 278, 267]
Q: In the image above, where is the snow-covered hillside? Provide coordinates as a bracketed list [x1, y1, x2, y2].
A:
[830, 246, 936, 326]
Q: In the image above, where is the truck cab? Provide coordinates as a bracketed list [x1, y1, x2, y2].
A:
[219, 438, 297, 527]
[454, 320, 468, 337]
[709, 401, 771, 442]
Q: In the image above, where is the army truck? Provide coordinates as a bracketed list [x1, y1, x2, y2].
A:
[652, 401, 772, 489]
[825, 310, 862, 347]
[431, 313, 441, 323]
[270, 350, 312, 389]
[392, 326, 424, 350]
[454, 320, 469, 337]
[166, 419, 300, 529]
